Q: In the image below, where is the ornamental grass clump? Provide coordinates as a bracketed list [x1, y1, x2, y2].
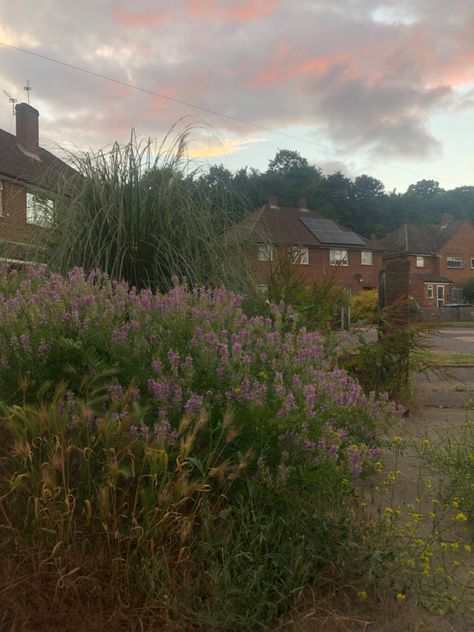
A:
[0, 265, 398, 629]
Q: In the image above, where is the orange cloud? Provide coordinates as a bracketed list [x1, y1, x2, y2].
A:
[113, 5, 168, 28]
[249, 44, 351, 87]
[187, 0, 278, 22]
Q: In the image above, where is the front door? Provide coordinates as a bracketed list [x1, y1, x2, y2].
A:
[437, 285, 445, 307]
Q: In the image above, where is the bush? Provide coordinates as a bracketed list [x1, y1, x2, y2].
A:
[462, 277, 474, 304]
[350, 289, 379, 322]
[0, 265, 397, 629]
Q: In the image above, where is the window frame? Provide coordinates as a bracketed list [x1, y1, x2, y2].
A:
[446, 255, 463, 269]
[329, 249, 348, 267]
[427, 284, 433, 299]
[470, 257, 474, 270]
[415, 256, 425, 268]
[360, 250, 373, 266]
[288, 245, 309, 265]
[257, 243, 274, 262]
[26, 191, 54, 227]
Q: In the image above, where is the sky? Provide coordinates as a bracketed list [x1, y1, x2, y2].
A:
[0, 0, 473, 192]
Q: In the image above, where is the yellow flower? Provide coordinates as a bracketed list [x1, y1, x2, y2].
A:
[396, 593, 406, 602]
[452, 499, 459, 509]
[451, 543, 459, 552]
[454, 512, 467, 522]
[464, 544, 472, 553]
[358, 591, 368, 601]
[422, 438, 430, 448]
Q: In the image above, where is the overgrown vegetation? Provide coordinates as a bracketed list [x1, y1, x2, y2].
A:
[0, 265, 397, 630]
[39, 128, 253, 293]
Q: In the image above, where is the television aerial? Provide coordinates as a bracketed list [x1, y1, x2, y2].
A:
[3, 90, 17, 116]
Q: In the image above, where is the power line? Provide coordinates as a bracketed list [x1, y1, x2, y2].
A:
[0, 40, 469, 188]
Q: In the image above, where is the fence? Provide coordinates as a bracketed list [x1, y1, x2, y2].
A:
[414, 305, 474, 322]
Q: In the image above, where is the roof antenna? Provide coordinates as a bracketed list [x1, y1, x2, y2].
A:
[24, 79, 31, 104]
[3, 90, 17, 116]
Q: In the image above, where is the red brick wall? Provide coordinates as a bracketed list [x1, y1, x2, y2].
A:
[438, 221, 474, 284]
[405, 254, 439, 275]
[0, 180, 46, 250]
[251, 245, 383, 295]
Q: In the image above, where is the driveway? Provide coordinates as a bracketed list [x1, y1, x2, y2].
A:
[428, 327, 474, 354]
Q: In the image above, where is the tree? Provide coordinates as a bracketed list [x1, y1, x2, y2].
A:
[462, 278, 474, 304]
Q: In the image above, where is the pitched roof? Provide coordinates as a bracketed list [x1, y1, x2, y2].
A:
[0, 128, 75, 186]
[381, 220, 466, 256]
[229, 203, 382, 250]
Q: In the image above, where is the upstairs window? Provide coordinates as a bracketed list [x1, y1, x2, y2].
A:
[446, 255, 463, 269]
[257, 243, 274, 262]
[416, 256, 425, 268]
[288, 245, 309, 265]
[26, 192, 54, 227]
[361, 251, 373, 266]
[330, 249, 348, 266]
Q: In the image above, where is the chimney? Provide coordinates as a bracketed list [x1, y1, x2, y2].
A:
[16, 102, 39, 156]
[298, 197, 308, 210]
[268, 195, 278, 208]
[440, 212, 453, 228]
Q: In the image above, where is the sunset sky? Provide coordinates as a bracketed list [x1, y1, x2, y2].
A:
[0, 0, 473, 191]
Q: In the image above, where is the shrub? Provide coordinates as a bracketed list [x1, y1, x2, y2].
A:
[350, 289, 379, 322]
[462, 277, 474, 304]
[0, 265, 397, 629]
[40, 128, 252, 293]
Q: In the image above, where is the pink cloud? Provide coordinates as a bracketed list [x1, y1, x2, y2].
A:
[113, 5, 168, 28]
[187, 0, 278, 22]
[249, 43, 352, 87]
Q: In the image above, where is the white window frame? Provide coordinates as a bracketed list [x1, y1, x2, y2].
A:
[470, 257, 474, 269]
[360, 251, 373, 266]
[446, 255, 463, 269]
[288, 245, 309, 265]
[26, 191, 54, 227]
[427, 284, 433, 299]
[330, 249, 348, 266]
[257, 243, 274, 262]
[416, 256, 425, 268]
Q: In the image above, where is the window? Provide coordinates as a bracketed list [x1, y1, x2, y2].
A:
[427, 285, 433, 299]
[0, 181, 3, 217]
[360, 251, 373, 266]
[288, 245, 309, 265]
[471, 258, 474, 269]
[416, 256, 425, 268]
[330, 249, 348, 266]
[26, 192, 54, 226]
[257, 243, 274, 262]
[446, 256, 463, 269]
[451, 287, 463, 302]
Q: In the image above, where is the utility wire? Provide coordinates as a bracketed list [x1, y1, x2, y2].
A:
[0, 41, 469, 188]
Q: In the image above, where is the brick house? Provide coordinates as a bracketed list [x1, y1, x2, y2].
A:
[381, 214, 474, 307]
[0, 102, 74, 264]
[232, 197, 383, 295]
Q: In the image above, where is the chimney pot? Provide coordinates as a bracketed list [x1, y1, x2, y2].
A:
[269, 195, 278, 208]
[15, 102, 39, 155]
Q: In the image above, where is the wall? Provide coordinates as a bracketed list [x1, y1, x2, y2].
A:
[438, 221, 474, 285]
[251, 244, 383, 295]
[0, 180, 47, 257]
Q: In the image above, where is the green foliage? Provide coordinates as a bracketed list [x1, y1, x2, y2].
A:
[41, 127, 252, 292]
[265, 253, 349, 330]
[351, 289, 379, 322]
[462, 277, 474, 304]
